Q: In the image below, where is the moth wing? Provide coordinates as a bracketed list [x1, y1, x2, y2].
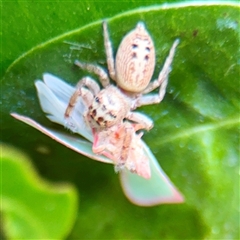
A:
[120, 141, 184, 206]
[42, 73, 75, 103]
[11, 113, 111, 164]
[35, 74, 93, 142]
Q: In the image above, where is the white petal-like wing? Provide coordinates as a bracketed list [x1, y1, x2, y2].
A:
[35, 74, 93, 142]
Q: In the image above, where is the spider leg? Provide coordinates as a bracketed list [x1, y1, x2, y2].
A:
[103, 21, 117, 81]
[143, 39, 179, 94]
[134, 39, 179, 108]
[64, 76, 98, 118]
[132, 90, 168, 109]
[75, 60, 110, 87]
[126, 111, 153, 131]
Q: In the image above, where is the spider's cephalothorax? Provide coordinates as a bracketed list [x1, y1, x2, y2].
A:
[87, 85, 131, 129]
[64, 21, 179, 177]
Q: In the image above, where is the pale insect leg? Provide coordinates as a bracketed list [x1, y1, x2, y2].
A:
[126, 111, 153, 131]
[115, 125, 133, 172]
[64, 76, 99, 118]
[75, 60, 110, 87]
[92, 143, 117, 158]
[103, 21, 117, 81]
[92, 128, 119, 158]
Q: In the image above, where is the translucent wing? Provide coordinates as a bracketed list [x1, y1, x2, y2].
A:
[120, 142, 184, 206]
[35, 73, 93, 142]
[11, 113, 111, 164]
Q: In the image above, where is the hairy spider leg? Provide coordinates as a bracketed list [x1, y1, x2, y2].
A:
[75, 60, 110, 87]
[64, 76, 100, 118]
[133, 39, 180, 108]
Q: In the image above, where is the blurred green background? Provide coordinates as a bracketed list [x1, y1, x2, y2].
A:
[1, 1, 239, 239]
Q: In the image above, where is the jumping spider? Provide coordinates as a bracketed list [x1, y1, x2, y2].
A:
[64, 21, 179, 178]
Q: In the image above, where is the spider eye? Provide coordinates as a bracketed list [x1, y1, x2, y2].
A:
[98, 117, 104, 123]
[109, 112, 117, 119]
[91, 109, 97, 117]
[132, 44, 138, 49]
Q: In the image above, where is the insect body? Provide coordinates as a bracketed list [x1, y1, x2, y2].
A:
[92, 122, 151, 179]
[65, 21, 179, 178]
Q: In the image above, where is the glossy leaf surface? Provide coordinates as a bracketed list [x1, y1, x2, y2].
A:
[1, 0, 184, 78]
[1, 144, 78, 239]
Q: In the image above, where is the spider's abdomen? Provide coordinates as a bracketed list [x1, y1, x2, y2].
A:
[115, 22, 155, 93]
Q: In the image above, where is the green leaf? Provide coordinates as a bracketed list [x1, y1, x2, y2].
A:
[1, 2, 239, 239]
[1, 0, 183, 78]
[1, 144, 78, 239]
